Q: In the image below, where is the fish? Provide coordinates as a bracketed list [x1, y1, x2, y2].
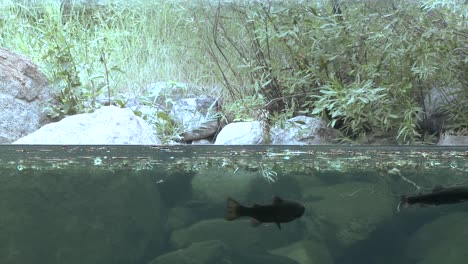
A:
[225, 196, 305, 229]
[398, 185, 468, 211]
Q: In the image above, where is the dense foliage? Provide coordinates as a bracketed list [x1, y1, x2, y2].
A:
[0, 0, 466, 143]
[188, 0, 467, 143]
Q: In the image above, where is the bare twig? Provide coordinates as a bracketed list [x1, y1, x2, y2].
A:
[340, 188, 375, 197]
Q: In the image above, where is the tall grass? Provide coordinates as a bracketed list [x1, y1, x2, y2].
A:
[0, 0, 218, 95]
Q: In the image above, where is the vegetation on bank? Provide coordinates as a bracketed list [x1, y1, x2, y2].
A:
[0, 0, 466, 144]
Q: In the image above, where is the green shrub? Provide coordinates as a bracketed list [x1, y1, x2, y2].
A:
[190, 0, 467, 143]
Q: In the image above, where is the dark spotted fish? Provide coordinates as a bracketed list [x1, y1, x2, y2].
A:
[399, 185, 468, 210]
[225, 196, 305, 229]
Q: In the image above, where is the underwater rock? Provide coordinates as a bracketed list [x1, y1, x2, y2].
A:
[157, 171, 194, 207]
[269, 240, 334, 264]
[300, 178, 395, 252]
[170, 218, 302, 252]
[0, 47, 53, 143]
[0, 168, 166, 264]
[166, 206, 199, 230]
[13, 106, 161, 144]
[405, 212, 468, 264]
[215, 121, 264, 144]
[191, 168, 262, 206]
[149, 239, 301, 264]
[148, 240, 232, 264]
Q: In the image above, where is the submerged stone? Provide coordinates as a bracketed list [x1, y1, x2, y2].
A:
[0, 168, 166, 264]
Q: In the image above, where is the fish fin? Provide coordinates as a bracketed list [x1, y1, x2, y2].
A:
[276, 222, 281, 229]
[273, 196, 283, 205]
[432, 185, 444, 192]
[250, 218, 261, 227]
[399, 195, 409, 210]
[225, 197, 240, 221]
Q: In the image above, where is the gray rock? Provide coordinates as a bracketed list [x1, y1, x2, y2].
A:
[437, 133, 468, 145]
[0, 47, 54, 143]
[170, 96, 220, 141]
[215, 121, 264, 145]
[421, 87, 463, 133]
[271, 116, 337, 145]
[13, 106, 161, 144]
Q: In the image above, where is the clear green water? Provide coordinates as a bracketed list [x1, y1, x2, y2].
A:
[0, 145, 467, 264]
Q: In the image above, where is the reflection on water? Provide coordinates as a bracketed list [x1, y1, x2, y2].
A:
[0, 145, 467, 264]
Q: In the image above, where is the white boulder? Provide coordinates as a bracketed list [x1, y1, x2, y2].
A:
[13, 106, 161, 144]
[214, 121, 264, 145]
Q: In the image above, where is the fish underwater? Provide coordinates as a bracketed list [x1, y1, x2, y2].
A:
[225, 196, 305, 229]
[398, 185, 468, 211]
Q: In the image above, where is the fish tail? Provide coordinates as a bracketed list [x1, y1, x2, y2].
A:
[225, 197, 240, 220]
[397, 195, 409, 212]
